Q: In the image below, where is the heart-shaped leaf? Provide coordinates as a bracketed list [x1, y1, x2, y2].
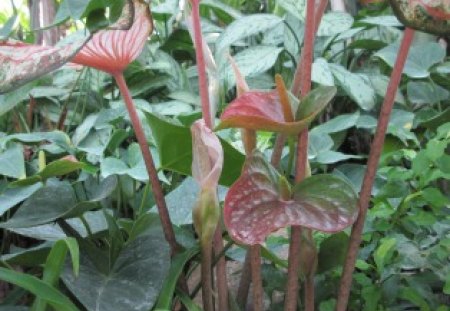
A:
[389, 0, 450, 35]
[224, 151, 358, 245]
[217, 85, 336, 135]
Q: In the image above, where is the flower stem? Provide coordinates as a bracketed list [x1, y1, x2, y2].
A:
[250, 245, 264, 311]
[284, 0, 316, 309]
[201, 239, 214, 311]
[191, 0, 212, 128]
[114, 73, 179, 255]
[237, 252, 252, 308]
[335, 27, 415, 311]
[214, 228, 229, 311]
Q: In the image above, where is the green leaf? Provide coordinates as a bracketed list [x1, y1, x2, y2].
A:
[216, 14, 283, 52]
[55, 0, 90, 23]
[155, 246, 199, 310]
[329, 64, 376, 110]
[374, 237, 397, 272]
[1, 177, 117, 228]
[32, 238, 80, 311]
[277, 0, 306, 21]
[153, 177, 227, 226]
[62, 224, 170, 311]
[407, 81, 449, 105]
[0, 131, 72, 151]
[312, 58, 334, 87]
[0, 267, 79, 311]
[12, 157, 85, 187]
[375, 42, 445, 78]
[399, 287, 430, 311]
[317, 12, 353, 37]
[145, 112, 244, 186]
[318, 232, 349, 273]
[313, 112, 360, 134]
[0, 242, 52, 267]
[223, 46, 283, 89]
[296, 86, 337, 121]
[0, 143, 25, 179]
[0, 184, 77, 228]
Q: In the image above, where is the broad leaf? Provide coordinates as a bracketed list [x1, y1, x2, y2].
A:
[224, 152, 358, 245]
[215, 14, 283, 52]
[145, 112, 244, 186]
[62, 224, 170, 311]
[317, 12, 354, 37]
[1, 177, 117, 228]
[222, 46, 283, 89]
[218, 85, 336, 135]
[375, 41, 445, 78]
[329, 64, 376, 110]
[12, 156, 85, 187]
[0, 143, 25, 179]
[0, 183, 42, 217]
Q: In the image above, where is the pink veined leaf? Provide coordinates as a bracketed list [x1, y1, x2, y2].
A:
[0, 0, 142, 94]
[72, 0, 153, 75]
[0, 38, 89, 93]
[224, 151, 358, 245]
[191, 119, 224, 191]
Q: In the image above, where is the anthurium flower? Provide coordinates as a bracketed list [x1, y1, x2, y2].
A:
[191, 119, 224, 244]
[390, 0, 450, 35]
[410, 0, 450, 20]
[0, 0, 149, 94]
[217, 76, 337, 135]
[71, 0, 152, 75]
[224, 151, 358, 245]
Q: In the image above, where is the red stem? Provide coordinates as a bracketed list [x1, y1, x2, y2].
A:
[237, 252, 252, 308]
[214, 228, 229, 311]
[271, 0, 328, 167]
[285, 0, 316, 309]
[305, 276, 315, 311]
[201, 240, 214, 311]
[250, 245, 264, 311]
[335, 28, 415, 311]
[114, 73, 179, 255]
[191, 0, 212, 128]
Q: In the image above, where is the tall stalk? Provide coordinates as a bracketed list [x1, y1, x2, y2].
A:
[114, 73, 179, 255]
[190, 1, 228, 310]
[284, 0, 316, 309]
[336, 27, 415, 311]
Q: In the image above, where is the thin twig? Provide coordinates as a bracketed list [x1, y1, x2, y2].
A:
[201, 240, 214, 311]
[335, 27, 415, 311]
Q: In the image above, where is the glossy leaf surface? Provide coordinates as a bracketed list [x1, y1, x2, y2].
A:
[224, 152, 358, 245]
[218, 86, 336, 135]
[61, 224, 169, 311]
